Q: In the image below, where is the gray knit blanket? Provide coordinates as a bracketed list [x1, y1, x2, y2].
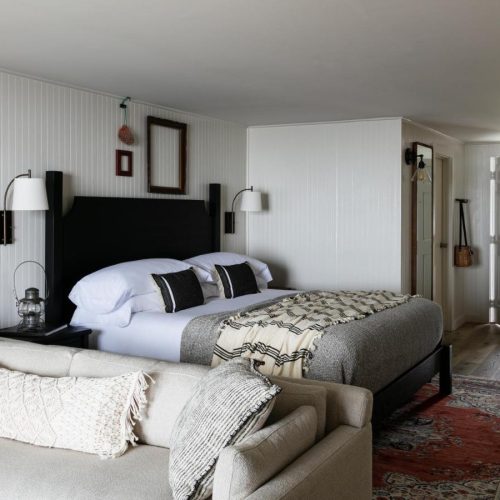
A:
[211, 291, 412, 378]
[181, 293, 443, 392]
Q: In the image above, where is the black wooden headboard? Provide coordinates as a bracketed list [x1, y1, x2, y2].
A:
[45, 171, 221, 324]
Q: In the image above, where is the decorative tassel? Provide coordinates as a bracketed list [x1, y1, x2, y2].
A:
[106, 371, 155, 459]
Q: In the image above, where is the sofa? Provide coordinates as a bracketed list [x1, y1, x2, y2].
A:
[0, 338, 373, 500]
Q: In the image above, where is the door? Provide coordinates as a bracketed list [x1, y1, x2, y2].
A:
[416, 175, 433, 298]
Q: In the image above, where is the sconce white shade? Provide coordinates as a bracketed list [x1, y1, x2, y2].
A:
[240, 190, 262, 212]
[11, 178, 49, 211]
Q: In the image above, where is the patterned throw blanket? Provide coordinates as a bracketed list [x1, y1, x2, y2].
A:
[212, 290, 412, 378]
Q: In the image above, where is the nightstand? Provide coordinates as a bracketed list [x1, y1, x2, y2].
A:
[0, 325, 92, 349]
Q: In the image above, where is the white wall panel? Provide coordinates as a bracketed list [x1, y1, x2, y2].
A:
[247, 119, 403, 291]
[463, 143, 500, 323]
[0, 71, 247, 327]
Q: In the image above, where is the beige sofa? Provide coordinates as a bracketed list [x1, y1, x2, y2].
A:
[0, 339, 373, 500]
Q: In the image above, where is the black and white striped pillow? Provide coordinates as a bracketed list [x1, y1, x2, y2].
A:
[169, 358, 281, 500]
[215, 262, 260, 299]
[151, 268, 204, 313]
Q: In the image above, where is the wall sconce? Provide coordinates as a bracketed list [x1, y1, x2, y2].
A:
[1, 170, 49, 245]
[405, 148, 432, 183]
[225, 186, 262, 234]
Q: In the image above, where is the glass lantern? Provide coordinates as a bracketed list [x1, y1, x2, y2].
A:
[13, 260, 49, 332]
[17, 287, 45, 331]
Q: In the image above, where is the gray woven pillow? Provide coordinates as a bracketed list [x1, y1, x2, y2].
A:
[169, 358, 281, 500]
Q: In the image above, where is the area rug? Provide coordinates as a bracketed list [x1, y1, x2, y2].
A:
[373, 375, 500, 499]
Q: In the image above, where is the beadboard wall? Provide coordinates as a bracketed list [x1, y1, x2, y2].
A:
[401, 120, 465, 330]
[0, 70, 247, 327]
[246, 118, 403, 291]
[463, 143, 500, 323]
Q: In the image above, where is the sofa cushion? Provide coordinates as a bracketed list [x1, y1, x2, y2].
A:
[213, 405, 317, 500]
[69, 349, 209, 448]
[169, 358, 281, 500]
[279, 375, 373, 431]
[0, 338, 78, 376]
[0, 367, 150, 459]
[0, 437, 171, 500]
[269, 378, 327, 440]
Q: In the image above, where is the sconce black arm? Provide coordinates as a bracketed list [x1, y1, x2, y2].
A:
[2, 169, 32, 246]
[225, 186, 254, 234]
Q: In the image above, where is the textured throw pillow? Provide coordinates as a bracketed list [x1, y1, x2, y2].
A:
[215, 262, 260, 299]
[169, 358, 281, 500]
[152, 268, 205, 313]
[0, 368, 151, 459]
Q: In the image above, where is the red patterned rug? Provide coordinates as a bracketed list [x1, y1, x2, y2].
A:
[373, 375, 500, 499]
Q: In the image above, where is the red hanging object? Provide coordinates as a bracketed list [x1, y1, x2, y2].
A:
[118, 97, 134, 145]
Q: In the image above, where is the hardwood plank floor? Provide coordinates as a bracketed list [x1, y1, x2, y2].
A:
[444, 323, 500, 381]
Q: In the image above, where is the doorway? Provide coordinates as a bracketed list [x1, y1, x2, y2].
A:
[410, 144, 452, 330]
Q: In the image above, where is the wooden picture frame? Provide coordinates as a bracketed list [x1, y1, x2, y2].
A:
[147, 116, 187, 194]
[116, 150, 133, 177]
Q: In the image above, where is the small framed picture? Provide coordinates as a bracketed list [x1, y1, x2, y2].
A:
[116, 149, 133, 177]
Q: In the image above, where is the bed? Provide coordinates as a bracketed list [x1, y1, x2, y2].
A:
[44, 171, 451, 423]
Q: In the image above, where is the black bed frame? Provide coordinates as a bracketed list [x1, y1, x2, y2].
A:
[44, 170, 452, 425]
[44, 171, 221, 323]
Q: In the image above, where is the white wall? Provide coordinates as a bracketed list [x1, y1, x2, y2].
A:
[463, 143, 500, 323]
[247, 119, 403, 291]
[401, 120, 465, 329]
[0, 70, 247, 327]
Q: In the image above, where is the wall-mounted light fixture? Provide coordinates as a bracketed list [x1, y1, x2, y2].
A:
[1, 170, 49, 245]
[225, 186, 262, 234]
[405, 148, 432, 183]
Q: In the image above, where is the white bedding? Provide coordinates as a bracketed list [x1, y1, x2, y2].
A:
[81, 289, 295, 362]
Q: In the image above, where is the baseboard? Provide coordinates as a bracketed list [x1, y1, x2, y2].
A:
[460, 313, 489, 326]
[451, 315, 466, 331]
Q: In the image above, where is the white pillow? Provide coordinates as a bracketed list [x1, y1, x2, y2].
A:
[70, 284, 221, 328]
[134, 284, 218, 313]
[185, 253, 273, 286]
[0, 368, 151, 459]
[69, 259, 211, 314]
[131, 292, 164, 313]
[200, 282, 220, 300]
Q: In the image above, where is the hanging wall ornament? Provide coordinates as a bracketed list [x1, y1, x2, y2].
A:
[118, 97, 135, 145]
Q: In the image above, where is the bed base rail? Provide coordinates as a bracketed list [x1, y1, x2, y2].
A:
[372, 344, 452, 426]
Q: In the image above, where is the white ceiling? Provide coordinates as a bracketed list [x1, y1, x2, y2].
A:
[1, 0, 500, 141]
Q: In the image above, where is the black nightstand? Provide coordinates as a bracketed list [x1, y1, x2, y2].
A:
[0, 325, 92, 349]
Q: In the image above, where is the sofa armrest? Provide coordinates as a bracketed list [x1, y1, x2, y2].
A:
[213, 406, 317, 500]
[279, 377, 373, 431]
[246, 424, 372, 500]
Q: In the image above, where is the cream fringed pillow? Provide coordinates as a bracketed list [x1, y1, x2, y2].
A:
[0, 367, 151, 459]
[169, 358, 281, 500]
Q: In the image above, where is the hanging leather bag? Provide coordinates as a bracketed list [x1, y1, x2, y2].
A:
[454, 201, 473, 267]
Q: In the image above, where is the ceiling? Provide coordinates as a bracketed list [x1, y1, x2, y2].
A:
[1, 0, 500, 141]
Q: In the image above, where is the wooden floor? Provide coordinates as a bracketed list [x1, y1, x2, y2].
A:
[444, 323, 500, 381]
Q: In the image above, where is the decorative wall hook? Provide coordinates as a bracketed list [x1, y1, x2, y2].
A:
[118, 97, 134, 145]
[120, 96, 131, 109]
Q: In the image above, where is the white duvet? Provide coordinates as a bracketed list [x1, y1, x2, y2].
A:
[74, 289, 295, 362]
